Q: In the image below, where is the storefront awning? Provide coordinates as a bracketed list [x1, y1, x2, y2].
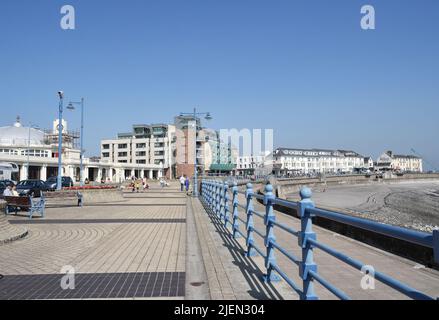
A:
[209, 163, 236, 171]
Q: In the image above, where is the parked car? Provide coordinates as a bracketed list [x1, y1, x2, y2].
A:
[16, 180, 47, 197]
[1, 179, 15, 186]
[44, 176, 74, 190]
[0, 180, 7, 197]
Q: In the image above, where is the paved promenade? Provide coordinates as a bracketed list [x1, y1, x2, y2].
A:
[1, 182, 439, 300]
[0, 186, 186, 300]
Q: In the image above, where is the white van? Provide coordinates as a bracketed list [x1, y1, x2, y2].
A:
[0, 162, 19, 183]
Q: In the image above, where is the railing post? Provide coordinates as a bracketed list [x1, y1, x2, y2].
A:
[224, 182, 230, 228]
[219, 182, 225, 222]
[215, 181, 221, 217]
[210, 181, 215, 213]
[232, 182, 241, 238]
[434, 229, 439, 265]
[298, 187, 318, 300]
[201, 181, 205, 201]
[210, 181, 214, 212]
[245, 183, 257, 257]
[206, 181, 211, 207]
[263, 184, 280, 282]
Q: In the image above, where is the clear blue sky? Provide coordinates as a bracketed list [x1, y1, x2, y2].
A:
[1, 0, 438, 169]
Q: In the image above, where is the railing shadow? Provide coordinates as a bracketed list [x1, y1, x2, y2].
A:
[201, 201, 291, 300]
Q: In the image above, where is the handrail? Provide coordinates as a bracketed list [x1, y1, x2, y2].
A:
[308, 207, 433, 248]
[199, 179, 439, 300]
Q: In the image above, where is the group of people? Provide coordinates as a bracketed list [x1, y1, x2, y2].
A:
[130, 177, 150, 193]
[179, 175, 190, 193]
[2, 183, 18, 197]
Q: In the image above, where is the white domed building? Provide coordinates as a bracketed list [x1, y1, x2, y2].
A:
[0, 117, 83, 181]
[0, 117, 168, 184]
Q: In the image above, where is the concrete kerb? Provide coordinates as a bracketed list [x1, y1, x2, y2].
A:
[185, 196, 211, 299]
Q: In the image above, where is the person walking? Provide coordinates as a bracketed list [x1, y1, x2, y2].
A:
[179, 175, 185, 192]
[135, 179, 141, 193]
[184, 176, 190, 194]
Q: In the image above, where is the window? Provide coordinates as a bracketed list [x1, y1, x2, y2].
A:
[102, 144, 110, 149]
[20, 149, 49, 157]
[136, 143, 146, 148]
[118, 152, 128, 157]
[154, 143, 164, 148]
[135, 151, 146, 157]
[102, 153, 110, 158]
[118, 144, 127, 149]
[136, 160, 146, 164]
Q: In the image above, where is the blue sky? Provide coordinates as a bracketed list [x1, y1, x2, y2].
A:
[1, 0, 438, 169]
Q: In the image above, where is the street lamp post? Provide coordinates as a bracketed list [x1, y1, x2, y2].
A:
[180, 108, 212, 197]
[57, 91, 64, 191]
[26, 123, 40, 180]
[68, 98, 85, 186]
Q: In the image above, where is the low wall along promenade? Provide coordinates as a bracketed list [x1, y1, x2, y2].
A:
[276, 173, 439, 198]
[254, 174, 439, 269]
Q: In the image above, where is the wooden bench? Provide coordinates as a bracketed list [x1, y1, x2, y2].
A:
[4, 196, 45, 219]
[42, 191, 83, 207]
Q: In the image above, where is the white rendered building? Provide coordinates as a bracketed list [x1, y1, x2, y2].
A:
[0, 117, 171, 184]
[272, 148, 365, 175]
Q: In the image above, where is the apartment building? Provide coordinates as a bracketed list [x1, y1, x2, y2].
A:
[100, 123, 176, 179]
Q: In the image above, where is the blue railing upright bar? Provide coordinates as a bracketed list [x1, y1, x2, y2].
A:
[199, 179, 438, 300]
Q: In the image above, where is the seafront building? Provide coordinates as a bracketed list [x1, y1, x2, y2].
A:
[0, 117, 171, 183]
[236, 151, 271, 176]
[375, 150, 423, 172]
[100, 123, 176, 179]
[174, 115, 237, 177]
[1, 116, 424, 184]
[271, 148, 366, 175]
[0, 117, 92, 182]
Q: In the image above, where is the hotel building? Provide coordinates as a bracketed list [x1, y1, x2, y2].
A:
[271, 148, 365, 175]
[375, 151, 423, 172]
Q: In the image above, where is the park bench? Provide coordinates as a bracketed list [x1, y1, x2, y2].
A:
[4, 196, 45, 219]
[42, 191, 83, 207]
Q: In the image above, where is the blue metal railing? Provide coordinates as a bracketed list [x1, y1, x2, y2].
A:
[200, 180, 439, 300]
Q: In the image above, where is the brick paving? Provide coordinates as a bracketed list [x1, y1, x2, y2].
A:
[0, 186, 187, 299]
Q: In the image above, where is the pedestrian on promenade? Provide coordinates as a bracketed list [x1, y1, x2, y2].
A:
[135, 179, 141, 193]
[185, 176, 190, 194]
[179, 175, 185, 192]
[142, 177, 149, 191]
